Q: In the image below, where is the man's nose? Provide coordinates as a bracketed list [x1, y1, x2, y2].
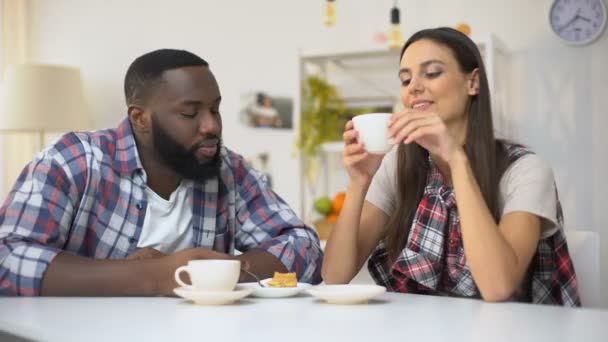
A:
[197, 111, 220, 134]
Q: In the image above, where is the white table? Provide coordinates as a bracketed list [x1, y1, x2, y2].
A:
[1, 292, 607, 342]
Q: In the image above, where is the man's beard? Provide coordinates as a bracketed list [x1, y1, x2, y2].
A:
[151, 116, 222, 182]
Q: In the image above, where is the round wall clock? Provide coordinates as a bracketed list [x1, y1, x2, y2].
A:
[550, 0, 607, 45]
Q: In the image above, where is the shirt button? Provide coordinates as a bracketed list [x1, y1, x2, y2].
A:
[136, 202, 144, 210]
[448, 238, 456, 245]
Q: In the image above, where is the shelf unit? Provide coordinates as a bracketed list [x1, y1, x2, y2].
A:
[296, 35, 509, 225]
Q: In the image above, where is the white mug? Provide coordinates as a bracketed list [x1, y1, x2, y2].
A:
[174, 259, 241, 291]
[351, 113, 393, 154]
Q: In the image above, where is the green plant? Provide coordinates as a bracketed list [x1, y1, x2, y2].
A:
[296, 76, 349, 183]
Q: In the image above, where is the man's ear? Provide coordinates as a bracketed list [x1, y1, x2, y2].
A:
[467, 68, 480, 96]
[128, 105, 151, 133]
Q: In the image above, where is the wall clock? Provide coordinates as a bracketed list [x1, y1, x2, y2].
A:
[550, 0, 607, 45]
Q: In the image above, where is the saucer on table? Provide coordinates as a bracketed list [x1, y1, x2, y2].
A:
[173, 285, 254, 305]
[306, 284, 386, 304]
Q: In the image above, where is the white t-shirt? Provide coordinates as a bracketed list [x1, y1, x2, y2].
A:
[136, 180, 194, 254]
[366, 148, 560, 239]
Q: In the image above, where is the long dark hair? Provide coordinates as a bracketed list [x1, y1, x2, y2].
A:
[384, 27, 508, 260]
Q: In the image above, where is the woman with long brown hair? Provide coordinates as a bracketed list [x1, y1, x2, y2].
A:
[322, 27, 580, 305]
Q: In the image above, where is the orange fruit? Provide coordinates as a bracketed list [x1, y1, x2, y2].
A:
[455, 23, 471, 36]
[332, 192, 346, 214]
[326, 213, 339, 223]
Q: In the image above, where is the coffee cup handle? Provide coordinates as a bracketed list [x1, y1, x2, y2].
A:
[174, 266, 192, 288]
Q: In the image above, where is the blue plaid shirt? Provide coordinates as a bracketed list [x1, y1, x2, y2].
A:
[0, 119, 323, 296]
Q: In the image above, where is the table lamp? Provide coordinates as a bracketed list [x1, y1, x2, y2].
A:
[0, 64, 91, 143]
[0, 64, 91, 196]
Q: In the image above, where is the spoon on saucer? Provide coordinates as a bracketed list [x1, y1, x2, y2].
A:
[241, 268, 267, 288]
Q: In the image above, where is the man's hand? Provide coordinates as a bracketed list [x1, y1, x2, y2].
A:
[152, 248, 240, 296]
[126, 247, 165, 261]
[40, 247, 281, 296]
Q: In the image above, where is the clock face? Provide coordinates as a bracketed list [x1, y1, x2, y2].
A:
[550, 0, 607, 45]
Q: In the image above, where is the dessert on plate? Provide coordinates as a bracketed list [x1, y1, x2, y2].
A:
[266, 272, 297, 288]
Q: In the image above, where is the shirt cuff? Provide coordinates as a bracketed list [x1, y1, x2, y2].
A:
[257, 236, 323, 285]
[4, 243, 61, 296]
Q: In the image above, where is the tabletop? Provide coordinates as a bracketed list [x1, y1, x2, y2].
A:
[1, 292, 607, 342]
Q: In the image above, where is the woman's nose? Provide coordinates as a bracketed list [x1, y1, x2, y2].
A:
[408, 77, 424, 94]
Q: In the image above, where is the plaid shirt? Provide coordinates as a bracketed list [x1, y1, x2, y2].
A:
[0, 119, 323, 296]
[368, 144, 581, 306]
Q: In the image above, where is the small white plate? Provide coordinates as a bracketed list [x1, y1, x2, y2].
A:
[240, 278, 312, 298]
[173, 285, 254, 305]
[307, 284, 386, 304]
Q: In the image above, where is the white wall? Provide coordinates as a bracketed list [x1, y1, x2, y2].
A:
[26, 0, 608, 306]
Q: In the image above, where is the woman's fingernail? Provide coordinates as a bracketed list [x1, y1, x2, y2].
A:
[388, 138, 395, 145]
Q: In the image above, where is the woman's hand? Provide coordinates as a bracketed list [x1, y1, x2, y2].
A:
[342, 120, 385, 187]
[388, 109, 462, 164]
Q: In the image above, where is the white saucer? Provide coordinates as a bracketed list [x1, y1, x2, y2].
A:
[306, 284, 386, 304]
[173, 285, 254, 305]
[240, 278, 312, 298]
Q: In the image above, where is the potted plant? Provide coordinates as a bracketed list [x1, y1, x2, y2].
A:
[296, 75, 349, 185]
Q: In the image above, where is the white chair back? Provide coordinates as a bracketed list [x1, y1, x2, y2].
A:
[565, 230, 600, 307]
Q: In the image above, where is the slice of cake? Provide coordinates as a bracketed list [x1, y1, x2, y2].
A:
[267, 272, 297, 288]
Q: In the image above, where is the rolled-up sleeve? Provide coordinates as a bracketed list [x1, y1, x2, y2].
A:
[0, 152, 78, 296]
[233, 165, 323, 284]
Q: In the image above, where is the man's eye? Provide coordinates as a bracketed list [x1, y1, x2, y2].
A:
[401, 79, 411, 86]
[180, 112, 197, 118]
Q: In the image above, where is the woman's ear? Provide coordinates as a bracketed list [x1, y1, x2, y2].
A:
[467, 68, 480, 96]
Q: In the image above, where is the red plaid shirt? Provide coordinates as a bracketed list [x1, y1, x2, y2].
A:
[368, 144, 581, 306]
[0, 119, 323, 296]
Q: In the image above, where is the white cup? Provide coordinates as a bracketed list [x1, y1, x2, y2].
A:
[352, 113, 393, 154]
[174, 260, 241, 291]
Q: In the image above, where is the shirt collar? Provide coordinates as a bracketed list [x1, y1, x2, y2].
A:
[111, 118, 145, 174]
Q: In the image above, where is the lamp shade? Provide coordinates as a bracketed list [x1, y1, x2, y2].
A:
[0, 64, 91, 132]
